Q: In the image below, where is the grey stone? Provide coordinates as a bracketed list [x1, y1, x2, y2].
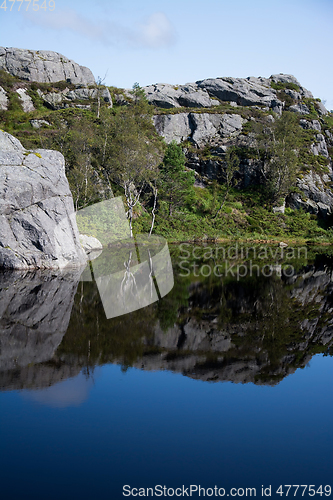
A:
[41, 91, 63, 110]
[153, 112, 245, 147]
[311, 134, 329, 158]
[0, 130, 87, 269]
[270, 73, 301, 86]
[38, 85, 112, 110]
[283, 88, 302, 100]
[0, 130, 23, 151]
[0, 86, 8, 110]
[317, 202, 331, 218]
[101, 87, 112, 106]
[0, 269, 82, 372]
[66, 88, 97, 100]
[325, 130, 333, 143]
[79, 234, 103, 253]
[273, 202, 286, 214]
[190, 113, 220, 147]
[153, 113, 192, 144]
[144, 83, 216, 109]
[270, 73, 313, 98]
[288, 169, 333, 216]
[16, 88, 35, 112]
[0, 47, 95, 85]
[300, 119, 321, 132]
[114, 93, 129, 106]
[289, 103, 310, 115]
[30, 119, 51, 129]
[316, 101, 328, 115]
[197, 76, 282, 110]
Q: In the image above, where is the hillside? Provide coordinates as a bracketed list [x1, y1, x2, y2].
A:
[1, 47, 333, 243]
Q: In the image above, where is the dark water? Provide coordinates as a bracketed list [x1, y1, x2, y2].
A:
[0, 243, 332, 500]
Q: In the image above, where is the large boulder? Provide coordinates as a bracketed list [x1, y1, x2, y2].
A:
[0, 131, 87, 269]
[0, 47, 95, 85]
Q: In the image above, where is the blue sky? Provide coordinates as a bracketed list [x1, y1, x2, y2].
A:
[1, 0, 332, 109]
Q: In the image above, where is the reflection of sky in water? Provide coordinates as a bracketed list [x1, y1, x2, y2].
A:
[21, 371, 98, 408]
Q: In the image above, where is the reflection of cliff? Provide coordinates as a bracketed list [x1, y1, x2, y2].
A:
[1, 256, 333, 390]
[135, 265, 333, 385]
[0, 269, 82, 390]
[59, 258, 333, 386]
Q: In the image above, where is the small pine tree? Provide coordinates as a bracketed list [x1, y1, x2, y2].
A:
[159, 141, 195, 217]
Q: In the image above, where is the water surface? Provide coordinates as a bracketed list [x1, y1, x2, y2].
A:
[0, 244, 332, 499]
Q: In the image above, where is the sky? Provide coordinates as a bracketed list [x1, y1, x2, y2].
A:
[0, 0, 333, 110]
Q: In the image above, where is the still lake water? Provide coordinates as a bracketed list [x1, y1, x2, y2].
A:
[0, 243, 332, 499]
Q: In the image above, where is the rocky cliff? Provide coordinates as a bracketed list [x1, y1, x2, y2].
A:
[0, 131, 87, 269]
[0, 47, 95, 85]
[144, 74, 333, 216]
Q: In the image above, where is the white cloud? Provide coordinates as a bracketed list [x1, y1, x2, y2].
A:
[24, 9, 176, 49]
[22, 372, 95, 408]
[137, 12, 176, 48]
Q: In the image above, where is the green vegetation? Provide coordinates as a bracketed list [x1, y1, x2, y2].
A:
[1, 74, 333, 243]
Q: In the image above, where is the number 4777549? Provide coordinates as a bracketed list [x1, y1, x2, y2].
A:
[0, 0, 55, 11]
[276, 485, 331, 497]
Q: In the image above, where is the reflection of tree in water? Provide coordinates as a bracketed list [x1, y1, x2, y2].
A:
[119, 251, 138, 306]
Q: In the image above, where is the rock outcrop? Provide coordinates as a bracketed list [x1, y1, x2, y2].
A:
[287, 169, 333, 217]
[0, 131, 87, 269]
[37, 85, 112, 110]
[196, 76, 283, 112]
[145, 83, 217, 109]
[153, 112, 246, 147]
[0, 47, 95, 85]
[144, 74, 319, 114]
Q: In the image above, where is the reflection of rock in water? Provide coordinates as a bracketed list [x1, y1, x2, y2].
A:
[0, 361, 81, 392]
[130, 265, 333, 385]
[1, 259, 333, 390]
[0, 268, 83, 390]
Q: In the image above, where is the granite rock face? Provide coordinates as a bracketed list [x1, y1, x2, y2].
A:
[153, 112, 246, 147]
[146, 73, 325, 116]
[0, 47, 95, 85]
[287, 169, 333, 217]
[0, 131, 87, 269]
[196, 76, 283, 112]
[144, 83, 217, 109]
